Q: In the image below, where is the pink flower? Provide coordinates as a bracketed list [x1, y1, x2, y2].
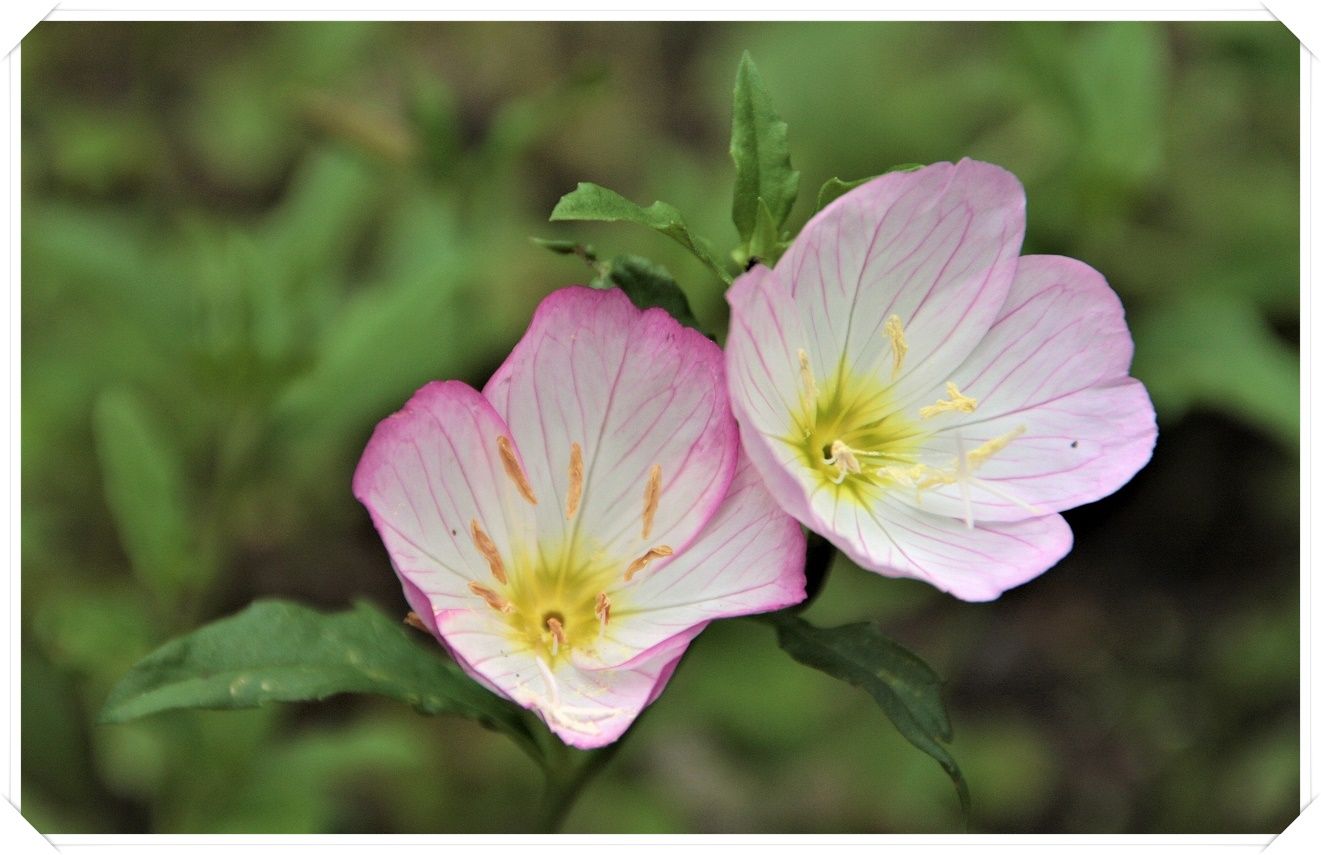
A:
[725, 159, 1156, 601]
[354, 287, 806, 748]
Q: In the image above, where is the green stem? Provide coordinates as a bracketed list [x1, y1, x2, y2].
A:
[535, 737, 626, 832]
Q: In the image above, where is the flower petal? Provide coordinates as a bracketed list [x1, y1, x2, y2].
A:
[725, 262, 822, 525]
[775, 159, 1025, 405]
[914, 255, 1158, 521]
[484, 286, 738, 564]
[581, 452, 807, 668]
[353, 381, 538, 609]
[436, 609, 704, 749]
[816, 487, 1074, 601]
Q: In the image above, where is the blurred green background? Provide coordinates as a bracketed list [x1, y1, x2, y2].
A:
[20, 21, 1300, 833]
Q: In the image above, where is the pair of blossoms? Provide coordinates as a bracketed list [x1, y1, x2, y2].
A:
[354, 160, 1157, 748]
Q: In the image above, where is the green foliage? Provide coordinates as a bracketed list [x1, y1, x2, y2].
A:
[93, 390, 210, 605]
[730, 52, 799, 251]
[99, 600, 544, 762]
[769, 613, 970, 821]
[594, 255, 702, 332]
[1133, 293, 1299, 447]
[549, 183, 732, 284]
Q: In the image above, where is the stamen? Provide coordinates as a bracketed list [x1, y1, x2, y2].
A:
[875, 463, 929, 489]
[623, 545, 674, 581]
[883, 315, 908, 377]
[967, 425, 1027, 469]
[825, 439, 865, 483]
[535, 656, 561, 708]
[545, 617, 566, 656]
[919, 382, 978, 419]
[595, 592, 612, 632]
[403, 612, 427, 631]
[468, 580, 514, 614]
[496, 435, 538, 505]
[469, 519, 508, 584]
[798, 348, 819, 407]
[642, 464, 662, 539]
[566, 442, 584, 520]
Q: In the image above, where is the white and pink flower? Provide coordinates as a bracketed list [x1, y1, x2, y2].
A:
[354, 287, 806, 748]
[725, 158, 1156, 601]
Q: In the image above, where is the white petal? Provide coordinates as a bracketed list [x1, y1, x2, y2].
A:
[815, 486, 1074, 601]
[914, 256, 1157, 521]
[436, 609, 703, 749]
[484, 287, 738, 565]
[775, 159, 1025, 406]
[353, 381, 538, 610]
[582, 453, 807, 668]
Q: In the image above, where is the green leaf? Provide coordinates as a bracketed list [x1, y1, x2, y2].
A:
[596, 255, 702, 331]
[815, 165, 924, 213]
[99, 599, 543, 763]
[769, 613, 970, 822]
[730, 52, 800, 244]
[93, 389, 207, 603]
[549, 183, 732, 284]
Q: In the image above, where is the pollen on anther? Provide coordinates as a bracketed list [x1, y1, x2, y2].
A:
[468, 581, 514, 614]
[545, 617, 566, 655]
[798, 348, 819, 405]
[642, 464, 662, 539]
[469, 519, 508, 584]
[566, 442, 584, 520]
[883, 315, 908, 377]
[919, 382, 978, 419]
[624, 545, 673, 582]
[595, 592, 612, 631]
[496, 435, 538, 505]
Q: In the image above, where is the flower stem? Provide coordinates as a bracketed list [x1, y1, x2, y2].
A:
[535, 737, 625, 832]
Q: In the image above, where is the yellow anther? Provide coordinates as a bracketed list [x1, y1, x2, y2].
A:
[919, 382, 978, 419]
[642, 464, 662, 539]
[545, 617, 566, 655]
[468, 581, 514, 614]
[566, 442, 584, 520]
[876, 463, 930, 488]
[967, 425, 1027, 469]
[883, 314, 908, 377]
[798, 348, 819, 407]
[469, 519, 508, 585]
[595, 592, 612, 630]
[497, 435, 538, 505]
[623, 545, 674, 582]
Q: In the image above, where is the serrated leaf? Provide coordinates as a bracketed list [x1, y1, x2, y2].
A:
[730, 52, 800, 244]
[770, 613, 970, 821]
[93, 389, 207, 603]
[597, 255, 702, 331]
[549, 183, 731, 284]
[98, 599, 543, 763]
[815, 165, 924, 214]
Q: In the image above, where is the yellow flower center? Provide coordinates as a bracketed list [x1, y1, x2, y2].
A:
[792, 350, 924, 501]
[464, 437, 674, 668]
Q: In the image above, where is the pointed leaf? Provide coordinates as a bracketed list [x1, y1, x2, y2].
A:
[549, 182, 731, 284]
[730, 52, 800, 243]
[770, 613, 970, 821]
[98, 599, 543, 762]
